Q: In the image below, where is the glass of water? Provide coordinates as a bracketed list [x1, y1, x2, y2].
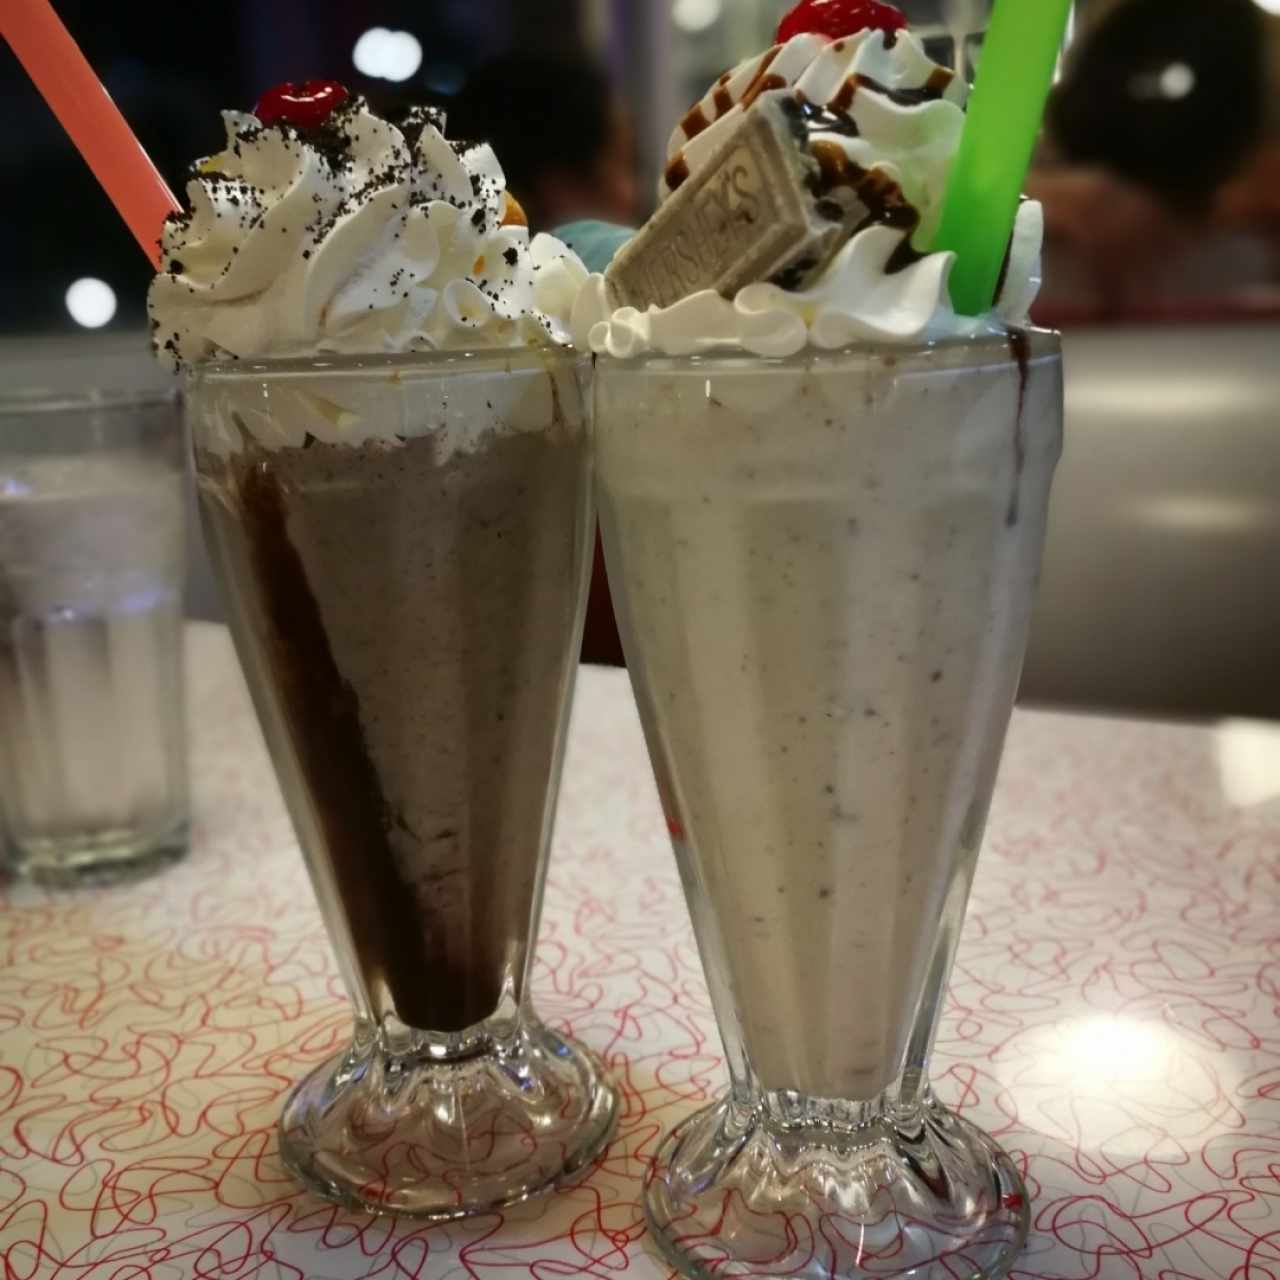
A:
[0, 388, 189, 887]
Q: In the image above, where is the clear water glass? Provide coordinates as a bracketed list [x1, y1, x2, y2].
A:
[0, 388, 189, 888]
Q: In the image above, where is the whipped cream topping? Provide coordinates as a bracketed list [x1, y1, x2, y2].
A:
[575, 28, 1044, 359]
[662, 28, 963, 220]
[150, 101, 587, 367]
[574, 203, 1043, 359]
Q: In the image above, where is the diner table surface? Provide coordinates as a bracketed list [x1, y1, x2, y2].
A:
[1, 622, 1277, 1279]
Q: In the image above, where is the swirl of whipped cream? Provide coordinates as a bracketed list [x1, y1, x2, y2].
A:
[149, 100, 587, 367]
[574, 28, 1043, 359]
[574, 203, 1043, 359]
[663, 28, 964, 223]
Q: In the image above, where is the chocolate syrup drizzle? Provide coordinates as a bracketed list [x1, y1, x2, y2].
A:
[777, 96, 926, 284]
[665, 42, 953, 197]
[236, 456, 468, 1030]
[1006, 330, 1030, 527]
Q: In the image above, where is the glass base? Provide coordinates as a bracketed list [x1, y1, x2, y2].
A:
[279, 1016, 618, 1219]
[645, 1092, 1029, 1280]
[13, 820, 189, 890]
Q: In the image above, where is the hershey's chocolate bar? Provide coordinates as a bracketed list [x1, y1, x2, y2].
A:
[606, 95, 846, 312]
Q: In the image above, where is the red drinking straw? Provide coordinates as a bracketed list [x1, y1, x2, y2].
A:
[2, 0, 181, 268]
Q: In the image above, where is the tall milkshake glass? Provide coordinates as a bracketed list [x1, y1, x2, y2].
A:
[188, 348, 616, 1218]
[596, 333, 1062, 1278]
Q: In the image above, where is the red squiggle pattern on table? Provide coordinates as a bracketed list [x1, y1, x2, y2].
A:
[0, 626, 1277, 1278]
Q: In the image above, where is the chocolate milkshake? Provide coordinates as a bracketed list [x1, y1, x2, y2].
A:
[196, 356, 588, 1033]
[158, 87, 615, 1217]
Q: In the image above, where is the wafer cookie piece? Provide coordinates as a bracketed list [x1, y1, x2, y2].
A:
[606, 93, 850, 312]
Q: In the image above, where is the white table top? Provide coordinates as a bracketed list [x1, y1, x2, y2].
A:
[1, 623, 1276, 1278]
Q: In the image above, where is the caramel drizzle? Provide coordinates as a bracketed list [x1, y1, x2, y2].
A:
[741, 73, 788, 110]
[681, 103, 710, 141]
[666, 45, 782, 190]
[667, 43, 954, 194]
[927, 66, 955, 93]
[736, 45, 783, 112]
[698, 43, 951, 142]
[664, 154, 691, 192]
[697, 51, 779, 136]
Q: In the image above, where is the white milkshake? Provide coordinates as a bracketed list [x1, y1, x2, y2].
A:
[596, 335, 1061, 1101]
[583, 1, 1066, 1272]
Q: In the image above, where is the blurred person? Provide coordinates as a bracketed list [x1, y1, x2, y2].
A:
[446, 54, 640, 233]
[449, 54, 640, 667]
[1031, 0, 1280, 316]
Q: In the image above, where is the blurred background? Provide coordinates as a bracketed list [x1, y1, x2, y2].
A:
[2, 0, 1278, 720]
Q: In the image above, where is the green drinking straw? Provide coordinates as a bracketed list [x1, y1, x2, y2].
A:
[931, 0, 1074, 316]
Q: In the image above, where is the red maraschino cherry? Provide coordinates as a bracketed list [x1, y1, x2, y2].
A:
[254, 80, 350, 129]
[777, 0, 908, 43]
